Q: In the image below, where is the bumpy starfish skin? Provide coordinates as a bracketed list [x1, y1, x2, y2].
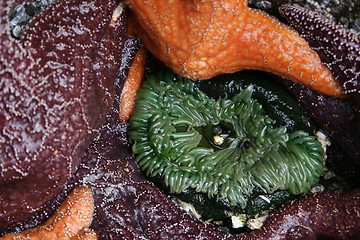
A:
[0, 0, 126, 231]
[238, 190, 360, 240]
[249, 0, 360, 34]
[0, 185, 97, 240]
[279, 4, 360, 110]
[125, 0, 344, 97]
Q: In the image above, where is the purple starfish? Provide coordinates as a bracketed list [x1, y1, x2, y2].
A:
[0, 0, 127, 231]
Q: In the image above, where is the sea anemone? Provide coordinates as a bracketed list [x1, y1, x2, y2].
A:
[129, 70, 324, 208]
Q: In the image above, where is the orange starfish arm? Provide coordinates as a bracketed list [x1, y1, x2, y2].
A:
[125, 0, 344, 97]
[119, 47, 147, 122]
[0, 186, 96, 240]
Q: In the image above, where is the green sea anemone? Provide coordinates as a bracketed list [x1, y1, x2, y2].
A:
[129, 70, 324, 208]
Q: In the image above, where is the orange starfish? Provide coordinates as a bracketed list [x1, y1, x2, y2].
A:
[0, 186, 96, 240]
[125, 0, 344, 97]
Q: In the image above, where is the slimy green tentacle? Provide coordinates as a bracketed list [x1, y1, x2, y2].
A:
[129, 70, 324, 207]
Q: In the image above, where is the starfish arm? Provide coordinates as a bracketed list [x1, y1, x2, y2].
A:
[0, 186, 95, 240]
[279, 3, 360, 110]
[126, 0, 344, 97]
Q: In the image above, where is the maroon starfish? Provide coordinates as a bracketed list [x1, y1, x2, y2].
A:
[0, 0, 127, 231]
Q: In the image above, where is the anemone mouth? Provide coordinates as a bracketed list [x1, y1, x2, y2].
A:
[129, 70, 324, 207]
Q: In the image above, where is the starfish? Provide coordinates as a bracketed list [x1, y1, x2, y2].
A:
[125, 0, 344, 97]
[0, 185, 97, 240]
[279, 3, 360, 111]
[0, 0, 127, 231]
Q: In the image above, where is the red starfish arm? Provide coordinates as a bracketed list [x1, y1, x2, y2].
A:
[126, 0, 345, 97]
